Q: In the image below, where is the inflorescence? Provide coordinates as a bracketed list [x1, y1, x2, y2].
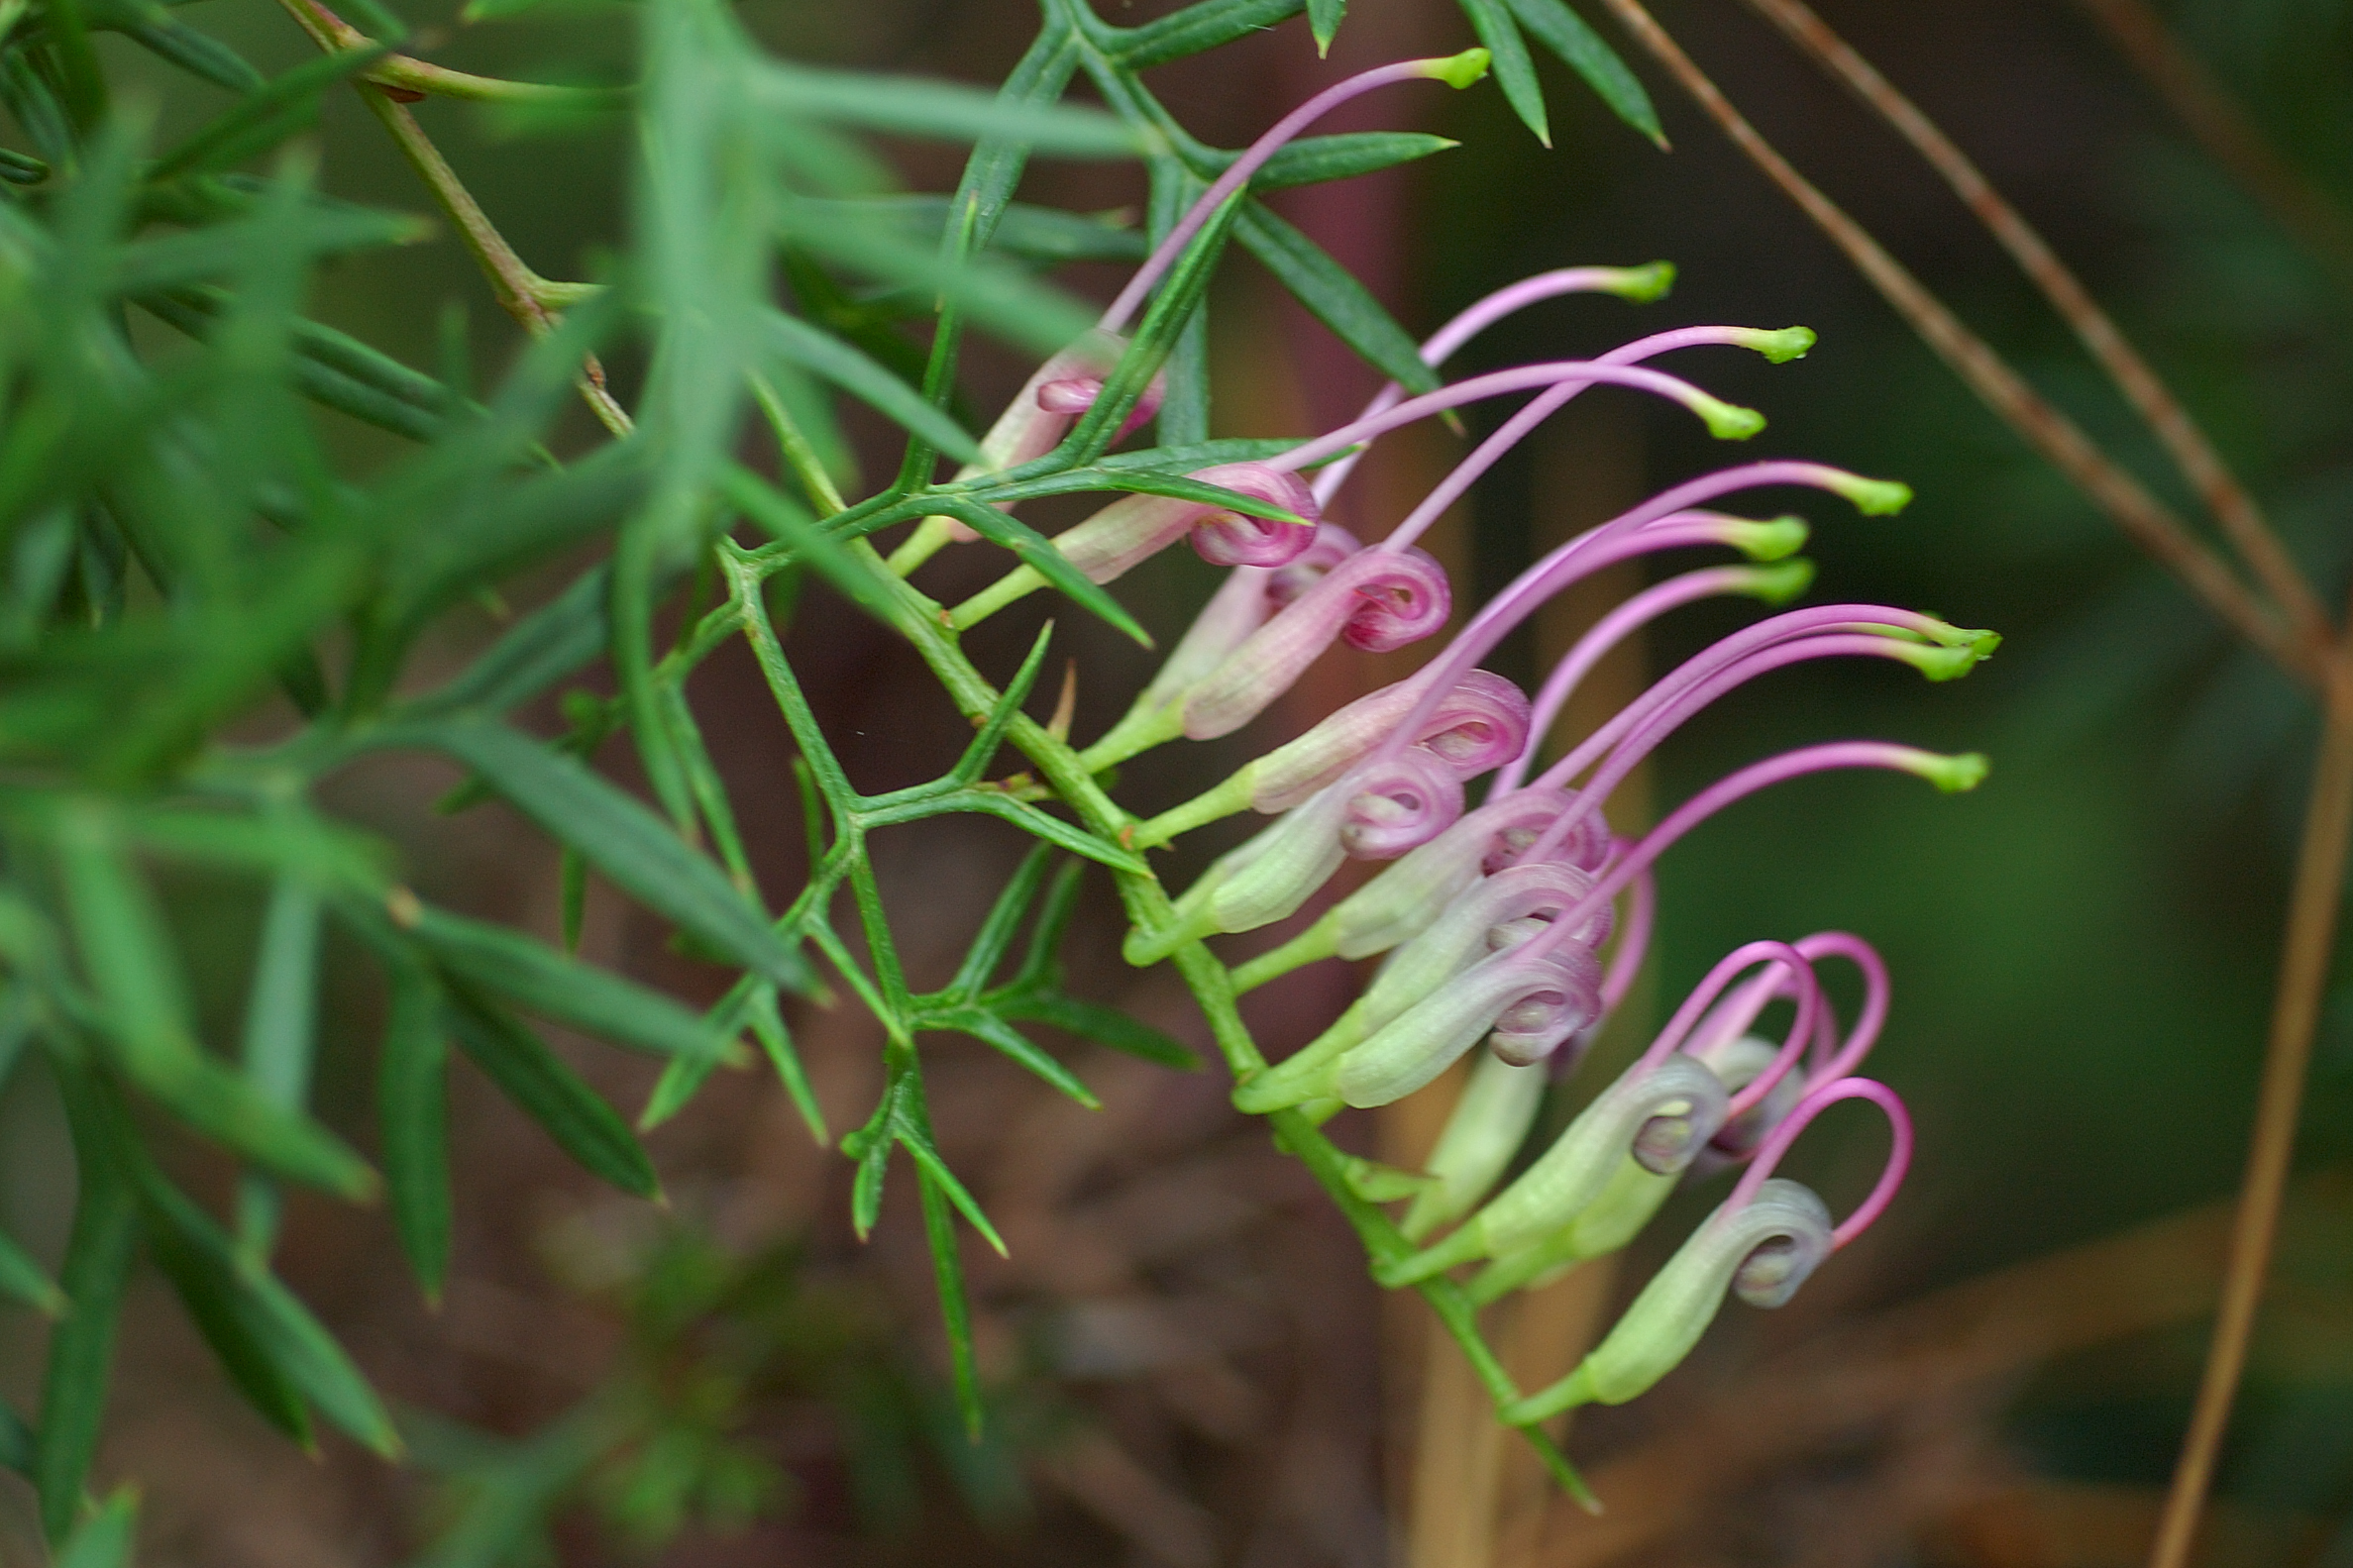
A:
[889, 50, 1986, 1435]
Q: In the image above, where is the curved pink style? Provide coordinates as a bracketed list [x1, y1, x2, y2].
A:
[1727, 1077, 1914, 1247]
[1313, 267, 1670, 505]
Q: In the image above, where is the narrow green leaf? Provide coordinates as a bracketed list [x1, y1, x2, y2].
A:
[933, 1008, 1097, 1109]
[1001, 993, 1198, 1071]
[1250, 130, 1455, 190]
[1110, 0, 1306, 68]
[136, 288, 452, 443]
[752, 61, 1137, 155]
[1094, 438, 1306, 472]
[1015, 854, 1086, 989]
[407, 902, 730, 1065]
[946, 846, 1057, 998]
[1235, 201, 1438, 396]
[233, 876, 322, 1261]
[916, 1171, 984, 1439]
[783, 201, 1098, 359]
[848, 1079, 899, 1239]
[380, 721, 814, 996]
[54, 809, 377, 1200]
[795, 197, 1144, 264]
[0, 1399, 31, 1478]
[378, 958, 452, 1302]
[0, 1227, 67, 1315]
[115, 805, 390, 891]
[1308, 0, 1344, 53]
[941, 791, 1147, 875]
[140, 1177, 401, 1458]
[107, 205, 426, 295]
[952, 623, 1054, 787]
[748, 986, 826, 1144]
[1458, 0, 1549, 145]
[149, 47, 387, 181]
[1066, 194, 1240, 462]
[401, 565, 612, 720]
[122, 16, 266, 92]
[37, 1072, 139, 1544]
[1504, 0, 1664, 147]
[45, 0, 109, 131]
[892, 1113, 1006, 1258]
[54, 1487, 138, 1568]
[926, 497, 1149, 648]
[445, 988, 659, 1201]
[759, 310, 983, 464]
[965, 467, 1309, 521]
[146, 1202, 315, 1445]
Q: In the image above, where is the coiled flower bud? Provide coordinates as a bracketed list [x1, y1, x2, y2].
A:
[1380, 1053, 1729, 1284]
[1337, 749, 1465, 860]
[1059, 463, 1319, 582]
[1499, 1180, 1834, 1419]
[1247, 669, 1531, 814]
[1334, 939, 1602, 1107]
[1181, 547, 1452, 739]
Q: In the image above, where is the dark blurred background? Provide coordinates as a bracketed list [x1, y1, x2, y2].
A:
[5, 0, 2353, 1563]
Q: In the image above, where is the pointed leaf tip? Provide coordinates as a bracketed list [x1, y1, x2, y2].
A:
[1427, 48, 1492, 88]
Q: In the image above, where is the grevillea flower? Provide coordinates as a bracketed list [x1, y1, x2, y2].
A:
[894, 52, 1986, 1424]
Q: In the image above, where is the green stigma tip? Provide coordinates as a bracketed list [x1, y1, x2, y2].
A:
[1742, 558, 1816, 605]
[1612, 261, 1676, 303]
[1756, 325, 1816, 364]
[1701, 400, 1766, 441]
[1840, 475, 1913, 515]
[1922, 752, 1990, 793]
[1731, 515, 1809, 561]
[1429, 48, 1492, 88]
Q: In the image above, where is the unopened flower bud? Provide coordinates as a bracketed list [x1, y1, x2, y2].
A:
[1337, 750, 1465, 859]
[1380, 1055, 1729, 1284]
[1402, 1051, 1549, 1240]
[1181, 546, 1452, 738]
[1500, 1180, 1833, 1421]
[1244, 668, 1531, 814]
[1335, 940, 1600, 1108]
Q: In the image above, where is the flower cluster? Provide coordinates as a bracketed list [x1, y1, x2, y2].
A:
[890, 52, 1985, 1428]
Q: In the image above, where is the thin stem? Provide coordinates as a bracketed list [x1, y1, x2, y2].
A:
[1589, 0, 2318, 686]
[273, 0, 631, 437]
[1738, 0, 2329, 653]
[2069, 0, 2353, 291]
[2149, 671, 2353, 1568]
[284, 0, 631, 108]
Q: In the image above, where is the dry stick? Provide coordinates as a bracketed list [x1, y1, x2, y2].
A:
[1737, 0, 2330, 656]
[2070, 0, 2353, 292]
[1588, 0, 2319, 687]
[2149, 670, 2353, 1568]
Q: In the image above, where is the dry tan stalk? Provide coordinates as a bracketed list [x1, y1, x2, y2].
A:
[1738, 0, 2329, 652]
[2069, 0, 2353, 289]
[2148, 683, 2353, 1568]
[1588, 0, 2318, 684]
